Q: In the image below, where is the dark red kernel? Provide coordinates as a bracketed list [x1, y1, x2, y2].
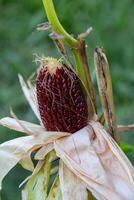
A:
[36, 58, 88, 133]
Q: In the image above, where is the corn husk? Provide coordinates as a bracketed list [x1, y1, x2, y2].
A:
[54, 122, 134, 200]
[18, 74, 41, 122]
[59, 160, 88, 200]
[0, 117, 69, 190]
[0, 116, 134, 199]
[0, 76, 134, 200]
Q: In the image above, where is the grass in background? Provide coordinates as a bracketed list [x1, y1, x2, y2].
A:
[0, 0, 134, 199]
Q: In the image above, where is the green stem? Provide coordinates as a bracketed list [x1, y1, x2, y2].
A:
[42, 0, 96, 114]
[73, 49, 88, 89]
[72, 39, 96, 113]
[42, 0, 78, 47]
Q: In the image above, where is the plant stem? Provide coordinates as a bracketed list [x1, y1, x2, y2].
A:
[73, 49, 88, 89]
[72, 40, 96, 112]
[42, 0, 96, 115]
[42, 0, 78, 47]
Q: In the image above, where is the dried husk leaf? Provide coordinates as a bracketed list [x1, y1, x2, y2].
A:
[54, 122, 134, 200]
[59, 160, 88, 200]
[0, 117, 70, 140]
[0, 117, 45, 135]
[0, 117, 70, 190]
[18, 74, 41, 121]
[0, 107, 134, 199]
[0, 135, 44, 190]
[19, 151, 34, 171]
[34, 144, 53, 160]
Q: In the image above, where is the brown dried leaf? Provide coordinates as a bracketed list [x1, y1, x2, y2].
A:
[0, 135, 44, 189]
[59, 160, 88, 200]
[54, 122, 134, 200]
[0, 117, 45, 135]
[18, 74, 41, 121]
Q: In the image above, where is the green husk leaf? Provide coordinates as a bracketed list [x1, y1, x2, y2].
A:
[47, 176, 62, 200]
[88, 190, 96, 200]
[23, 151, 55, 200]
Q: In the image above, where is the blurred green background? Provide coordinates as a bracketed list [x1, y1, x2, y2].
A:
[0, 0, 134, 199]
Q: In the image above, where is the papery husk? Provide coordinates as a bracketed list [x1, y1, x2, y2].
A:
[0, 117, 45, 135]
[0, 117, 70, 139]
[0, 117, 70, 190]
[54, 121, 134, 200]
[18, 74, 41, 122]
[0, 114, 134, 199]
[0, 134, 47, 190]
[19, 151, 34, 171]
[34, 144, 54, 160]
[59, 160, 88, 200]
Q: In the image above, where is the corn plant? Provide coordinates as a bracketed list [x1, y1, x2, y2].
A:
[0, 0, 134, 200]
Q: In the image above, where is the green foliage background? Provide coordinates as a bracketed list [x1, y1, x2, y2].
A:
[0, 0, 134, 199]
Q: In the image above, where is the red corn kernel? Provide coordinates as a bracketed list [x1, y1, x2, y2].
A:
[36, 58, 88, 133]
